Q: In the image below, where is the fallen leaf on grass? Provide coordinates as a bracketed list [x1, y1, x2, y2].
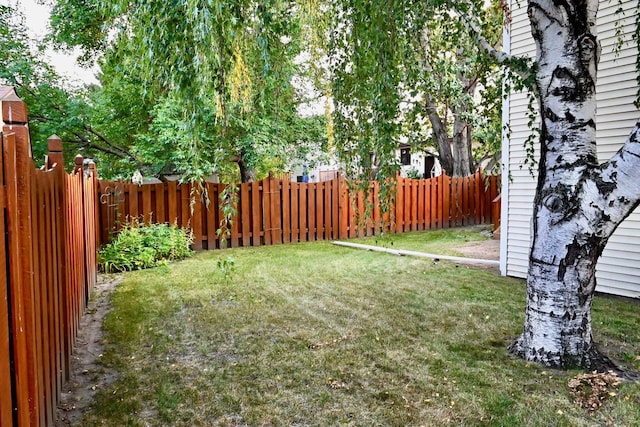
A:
[326, 378, 348, 390]
[308, 335, 357, 350]
[568, 371, 621, 411]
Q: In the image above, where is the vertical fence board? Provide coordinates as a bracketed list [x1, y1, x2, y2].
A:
[324, 181, 332, 239]
[396, 178, 404, 233]
[250, 182, 261, 246]
[282, 180, 291, 244]
[155, 183, 166, 224]
[142, 185, 152, 224]
[338, 178, 348, 239]
[299, 184, 307, 242]
[205, 183, 217, 250]
[179, 184, 189, 230]
[317, 183, 325, 240]
[33, 173, 50, 427]
[0, 133, 11, 426]
[271, 179, 282, 244]
[411, 179, 418, 231]
[167, 181, 178, 225]
[290, 183, 299, 242]
[262, 179, 272, 246]
[307, 183, 316, 241]
[240, 184, 251, 247]
[192, 190, 203, 251]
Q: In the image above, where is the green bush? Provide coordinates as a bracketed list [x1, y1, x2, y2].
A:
[99, 220, 194, 273]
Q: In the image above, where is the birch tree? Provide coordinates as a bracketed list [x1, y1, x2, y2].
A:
[455, 0, 640, 372]
[504, 1, 640, 373]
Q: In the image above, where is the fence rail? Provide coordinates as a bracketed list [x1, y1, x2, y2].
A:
[0, 88, 99, 427]
[99, 171, 500, 249]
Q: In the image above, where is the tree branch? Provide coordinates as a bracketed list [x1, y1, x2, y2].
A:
[594, 120, 640, 227]
[454, 2, 533, 84]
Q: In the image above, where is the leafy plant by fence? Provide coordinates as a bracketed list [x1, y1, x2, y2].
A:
[0, 88, 99, 427]
[98, 171, 500, 249]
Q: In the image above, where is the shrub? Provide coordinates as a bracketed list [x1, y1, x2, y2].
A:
[99, 219, 194, 273]
[406, 168, 423, 179]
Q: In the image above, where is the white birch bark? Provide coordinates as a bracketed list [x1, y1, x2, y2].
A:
[509, 0, 640, 370]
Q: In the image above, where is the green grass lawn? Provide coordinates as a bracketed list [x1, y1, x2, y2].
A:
[85, 228, 640, 426]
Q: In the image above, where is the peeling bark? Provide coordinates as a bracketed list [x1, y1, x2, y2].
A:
[511, 0, 640, 371]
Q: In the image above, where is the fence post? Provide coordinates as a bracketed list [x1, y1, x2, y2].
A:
[47, 135, 64, 170]
[89, 161, 101, 249]
[1, 87, 40, 426]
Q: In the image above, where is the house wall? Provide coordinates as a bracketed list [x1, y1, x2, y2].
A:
[399, 149, 441, 179]
[501, 1, 640, 298]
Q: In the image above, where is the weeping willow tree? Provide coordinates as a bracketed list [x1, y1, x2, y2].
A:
[49, 0, 324, 182]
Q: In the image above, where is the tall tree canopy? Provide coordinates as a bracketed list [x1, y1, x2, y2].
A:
[0, 4, 143, 170]
[45, 0, 327, 182]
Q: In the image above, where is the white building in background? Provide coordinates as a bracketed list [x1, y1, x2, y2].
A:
[500, 1, 640, 298]
[397, 144, 442, 179]
[290, 143, 442, 183]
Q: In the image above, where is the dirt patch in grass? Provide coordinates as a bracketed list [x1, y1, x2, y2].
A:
[55, 275, 122, 427]
[452, 237, 499, 261]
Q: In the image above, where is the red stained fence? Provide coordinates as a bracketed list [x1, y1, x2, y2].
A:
[0, 88, 99, 426]
[99, 171, 500, 249]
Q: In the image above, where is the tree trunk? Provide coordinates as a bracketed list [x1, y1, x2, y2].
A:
[425, 96, 455, 176]
[452, 116, 474, 177]
[510, 0, 640, 371]
[238, 160, 256, 183]
[235, 148, 257, 183]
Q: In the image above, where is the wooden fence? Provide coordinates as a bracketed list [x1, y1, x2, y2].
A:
[99, 171, 500, 249]
[0, 88, 99, 426]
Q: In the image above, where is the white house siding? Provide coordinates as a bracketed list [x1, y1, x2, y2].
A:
[502, 1, 640, 298]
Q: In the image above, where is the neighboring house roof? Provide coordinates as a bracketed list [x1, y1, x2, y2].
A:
[500, 1, 640, 298]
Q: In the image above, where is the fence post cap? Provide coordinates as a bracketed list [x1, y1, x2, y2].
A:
[47, 134, 63, 151]
[0, 86, 28, 125]
[74, 154, 84, 172]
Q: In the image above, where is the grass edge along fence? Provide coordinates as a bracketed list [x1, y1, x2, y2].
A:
[99, 171, 500, 250]
[0, 87, 99, 427]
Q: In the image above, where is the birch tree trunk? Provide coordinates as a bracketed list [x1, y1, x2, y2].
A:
[509, 0, 640, 370]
